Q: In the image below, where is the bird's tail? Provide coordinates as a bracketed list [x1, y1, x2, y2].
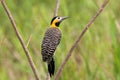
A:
[48, 57, 55, 77]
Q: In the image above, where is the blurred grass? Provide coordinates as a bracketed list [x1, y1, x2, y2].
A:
[0, 0, 120, 80]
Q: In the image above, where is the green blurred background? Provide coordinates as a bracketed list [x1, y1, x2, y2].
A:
[0, 0, 120, 80]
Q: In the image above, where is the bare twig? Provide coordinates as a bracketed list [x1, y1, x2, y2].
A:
[46, 0, 61, 79]
[26, 33, 33, 47]
[1, 1, 40, 80]
[46, 73, 50, 80]
[54, 0, 60, 16]
[54, 0, 109, 80]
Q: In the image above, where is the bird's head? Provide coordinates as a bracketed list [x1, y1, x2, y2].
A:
[50, 16, 68, 28]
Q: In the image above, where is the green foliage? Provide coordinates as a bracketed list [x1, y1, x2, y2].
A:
[0, 0, 120, 80]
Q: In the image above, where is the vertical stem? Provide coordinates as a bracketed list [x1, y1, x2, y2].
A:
[54, 0, 109, 80]
[1, 1, 40, 80]
[54, 0, 60, 17]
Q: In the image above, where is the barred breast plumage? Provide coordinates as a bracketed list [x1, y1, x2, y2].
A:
[41, 27, 62, 63]
[41, 16, 68, 77]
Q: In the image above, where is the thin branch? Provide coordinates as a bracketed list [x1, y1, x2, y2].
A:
[26, 33, 33, 47]
[46, 0, 61, 79]
[54, 0, 109, 80]
[1, 1, 40, 80]
[54, 0, 60, 17]
[46, 73, 50, 80]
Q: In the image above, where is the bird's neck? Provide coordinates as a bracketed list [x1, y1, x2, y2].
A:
[50, 23, 59, 28]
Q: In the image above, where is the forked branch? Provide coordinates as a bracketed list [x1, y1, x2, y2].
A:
[1, 1, 40, 80]
[54, 0, 109, 80]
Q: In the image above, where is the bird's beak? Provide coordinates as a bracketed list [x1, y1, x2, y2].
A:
[60, 16, 69, 22]
[61, 17, 69, 21]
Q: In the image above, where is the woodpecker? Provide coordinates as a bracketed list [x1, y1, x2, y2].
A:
[41, 16, 68, 77]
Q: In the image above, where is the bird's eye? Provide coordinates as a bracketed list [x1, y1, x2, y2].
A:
[57, 17, 60, 19]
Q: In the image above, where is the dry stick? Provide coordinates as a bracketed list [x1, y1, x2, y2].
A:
[46, 0, 60, 79]
[46, 73, 50, 80]
[1, 1, 40, 80]
[54, 0, 109, 80]
[46, 73, 51, 80]
[26, 33, 33, 47]
[54, 0, 60, 17]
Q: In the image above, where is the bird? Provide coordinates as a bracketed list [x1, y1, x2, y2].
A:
[41, 16, 68, 77]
